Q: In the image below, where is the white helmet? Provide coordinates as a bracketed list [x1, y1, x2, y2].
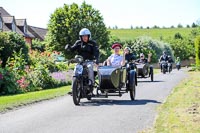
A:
[79, 28, 91, 39]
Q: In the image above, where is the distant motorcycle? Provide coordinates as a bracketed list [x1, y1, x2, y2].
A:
[176, 62, 181, 70]
[160, 61, 168, 74]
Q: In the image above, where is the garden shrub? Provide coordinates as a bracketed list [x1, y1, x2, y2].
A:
[0, 67, 18, 95]
[31, 39, 46, 52]
[123, 36, 174, 63]
[0, 32, 29, 67]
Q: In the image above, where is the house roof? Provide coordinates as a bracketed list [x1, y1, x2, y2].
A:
[16, 19, 26, 26]
[2, 16, 14, 23]
[26, 30, 35, 38]
[28, 26, 47, 41]
[2, 16, 25, 36]
[15, 19, 35, 38]
[16, 26, 25, 36]
[0, 7, 11, 16]
[1, 7, 47, 40]
[2, 23, 11, 31]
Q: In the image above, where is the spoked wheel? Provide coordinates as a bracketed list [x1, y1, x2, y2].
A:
[72, 78, 81, 105]
[129, 84, 136, 101]
[150, 67, 154, 82]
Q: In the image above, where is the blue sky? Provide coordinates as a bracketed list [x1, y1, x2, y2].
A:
[1, 0, 200, 28]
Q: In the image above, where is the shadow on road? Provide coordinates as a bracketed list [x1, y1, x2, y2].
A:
[81, 99, 161, 106]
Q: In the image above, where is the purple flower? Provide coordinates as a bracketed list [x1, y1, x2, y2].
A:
[50, 70, 73, 83]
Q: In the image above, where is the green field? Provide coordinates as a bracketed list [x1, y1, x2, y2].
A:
[109, 28, 194, 40]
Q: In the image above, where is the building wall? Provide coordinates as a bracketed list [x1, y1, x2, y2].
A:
[25, 37, 32, 45]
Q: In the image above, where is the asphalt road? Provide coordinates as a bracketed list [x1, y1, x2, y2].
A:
[0, 69, 187, 133]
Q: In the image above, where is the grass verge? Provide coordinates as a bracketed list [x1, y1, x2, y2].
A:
[0, 86, 71, 113]
[154, 69, 160, 74]
[147, 71, 200, 133]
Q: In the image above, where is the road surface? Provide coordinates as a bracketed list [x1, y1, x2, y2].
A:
[0, 69, 187, 133]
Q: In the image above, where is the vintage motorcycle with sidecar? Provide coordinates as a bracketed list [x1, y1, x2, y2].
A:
[135, 63, 154, 82]
[68, 55, 137, 105]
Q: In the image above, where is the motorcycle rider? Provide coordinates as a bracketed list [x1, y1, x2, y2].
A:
[159, 51, 169, 71]
[124, 47, 136, 62]
[135, 53, 152, 76]
[124, 47, 136, 69]
[65, 28, 99, 88]
[175, 57, 181, 69]
[168, 56, 173, 63]
[135, 53, 151, 64]
[168, 55, 174, 71]
[107, 42, 126, 67]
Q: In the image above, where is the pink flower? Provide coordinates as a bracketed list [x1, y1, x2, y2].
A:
[17, 77, 29, 89]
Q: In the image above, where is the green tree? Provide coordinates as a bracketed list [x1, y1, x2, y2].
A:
[153, 25, 160, 29]
[168, 38, 195, 60]
[195, 36, 200, 67]
[114, 25, 118, 29]
[170, 25, 175, 28]
[130, 25, 133, 29]
[177, 23, 183, 28]
[186, 24, 190, 28]
[46, 2, 109, 59]
[192, 22, 197, 28]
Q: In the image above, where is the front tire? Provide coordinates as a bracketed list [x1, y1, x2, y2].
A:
[162, 65, 166, 74]
[163, 68, 166, 74]
[130, 84, 136, 101]
[128, 70, 136, 100]
[72, 78, 81, 105]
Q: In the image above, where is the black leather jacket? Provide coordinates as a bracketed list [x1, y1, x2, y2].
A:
[125, 53, 136, 62]
[68, 40, 99, 64]
[136, 58, 148, 64]
[159, 55, 169, 62]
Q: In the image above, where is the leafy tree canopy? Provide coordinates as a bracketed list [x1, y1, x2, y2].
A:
[45, 2, 110, 59]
